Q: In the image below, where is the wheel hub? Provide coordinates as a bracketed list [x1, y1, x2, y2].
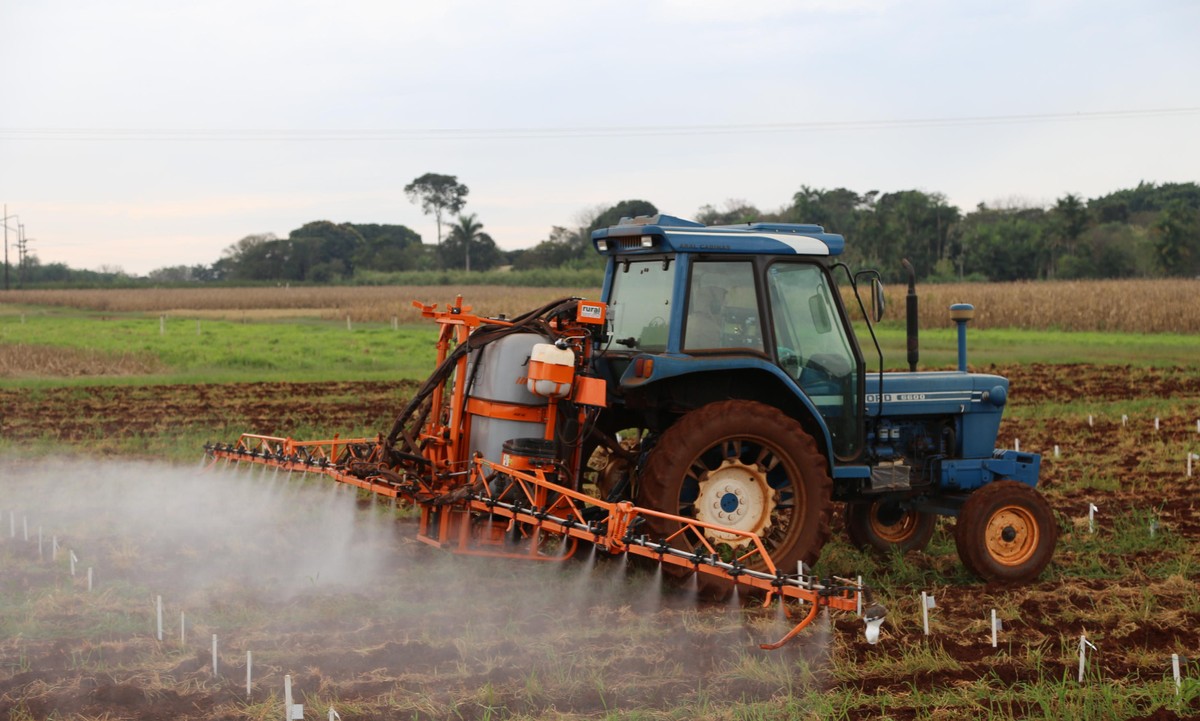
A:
[986, 506, 1038, 566]
[695, 459, 776, 547]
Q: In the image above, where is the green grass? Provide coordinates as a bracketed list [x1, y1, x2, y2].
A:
[861, 323, 1200, 369]
[2, 307, 1198, 389]
[0, 308, 438, 385]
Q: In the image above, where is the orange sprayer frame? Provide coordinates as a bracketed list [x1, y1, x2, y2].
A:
[203, 295, 870, 649]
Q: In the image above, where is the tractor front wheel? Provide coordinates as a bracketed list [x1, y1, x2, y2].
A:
[953, 481, 1058, 583]
[639, 400, 833, 576]
[846, 500, 936, 554]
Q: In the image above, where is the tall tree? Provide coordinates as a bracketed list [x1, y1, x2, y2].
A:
[1048, 193, 1089, 278]
[1152, 201, 1200, 276]
[404, 173, 469, 247]
[443, 213, 500, 272]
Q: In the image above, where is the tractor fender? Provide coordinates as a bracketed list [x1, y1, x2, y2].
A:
[617, 354, 836, 472]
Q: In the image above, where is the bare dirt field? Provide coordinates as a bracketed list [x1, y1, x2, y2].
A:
[2, 363, 1199, 719]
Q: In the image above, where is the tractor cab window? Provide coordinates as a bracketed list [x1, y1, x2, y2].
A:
[607, 258, 674, 352]
[767, 262, 861, 457]
[684, 261, 764, 352]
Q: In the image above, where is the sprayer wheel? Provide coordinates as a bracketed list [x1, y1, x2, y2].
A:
[845, 500, 936, 554]
[953, 480, 1058, 583]
[639, 400, 833, 583]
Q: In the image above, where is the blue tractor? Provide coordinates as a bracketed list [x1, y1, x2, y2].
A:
[586, 214, 1057, 583]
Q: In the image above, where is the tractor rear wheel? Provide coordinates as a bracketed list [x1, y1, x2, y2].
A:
[953, 480, 1058, 583]
[846, 500, 936, 554]
[639, 400, 833, 578]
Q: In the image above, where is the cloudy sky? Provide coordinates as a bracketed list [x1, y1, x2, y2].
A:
[1, 0, 1197, 275]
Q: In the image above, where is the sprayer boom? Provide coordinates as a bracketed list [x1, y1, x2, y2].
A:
[205, 433, 871, 648]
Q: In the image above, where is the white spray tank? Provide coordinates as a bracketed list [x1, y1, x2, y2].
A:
[465, 332, 551, 466]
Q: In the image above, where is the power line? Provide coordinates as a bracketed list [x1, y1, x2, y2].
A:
[1, 107, 1198, 141]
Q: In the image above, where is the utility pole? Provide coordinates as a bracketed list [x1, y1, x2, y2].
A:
[16, 223, 28, 289]
[1, 205, 14, 291]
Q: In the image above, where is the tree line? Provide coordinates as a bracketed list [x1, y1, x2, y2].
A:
[7, 179, 1198, 287]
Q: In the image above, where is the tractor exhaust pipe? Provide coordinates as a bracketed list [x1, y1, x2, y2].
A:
[901, 259, 919, 372]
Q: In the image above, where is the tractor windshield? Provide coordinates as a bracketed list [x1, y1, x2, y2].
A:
[766, 262, 862, 458]
[608, 258, 674, 352]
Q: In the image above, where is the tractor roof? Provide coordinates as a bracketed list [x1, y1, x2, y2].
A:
[591, 214, 845, 257]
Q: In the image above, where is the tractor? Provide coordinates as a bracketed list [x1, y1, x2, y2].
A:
[205, 213, 1057, 647]
[587, 214, 1056, 584]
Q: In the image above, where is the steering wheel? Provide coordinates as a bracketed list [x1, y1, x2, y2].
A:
[777, 347, 801, 378]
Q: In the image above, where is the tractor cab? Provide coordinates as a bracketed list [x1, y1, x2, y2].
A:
[593, 214, 866, 461]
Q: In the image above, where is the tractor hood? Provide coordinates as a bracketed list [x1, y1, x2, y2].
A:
[867, 371, 1011, 459]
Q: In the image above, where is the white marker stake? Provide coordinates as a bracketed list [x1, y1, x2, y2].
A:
[1088, 414, 1094, 427]
[921, 591, 934, 635]
[285, 675, 293, 721]
[160, 315, 165, 335]
[70, 550, 78, 576]
[52, 535, 58, 561]
[212, 635, 218, 676]
[991, 609, 999, 648]
[87, 567, 93, 591]
[1078, 635, 1097, 683]
[856, 575, 863, 617]
[1088, 504, 1098, 534]
[1155, 417, 1160, 431]
[346, 314, 352, 331]
[181, 612, 186, 645]
[1078, 635, 1087, 682]
[1014, 438, 1020, 452]
[1122, 414, 1128, 427]
[1054, 445, 1060, 458]
[330, 707, 341, 721]
[156, 596, 163, 641]
[1150, 519, 1158, 538]
[1173, 653, 1182, 695]
[247, 650, 252, 696]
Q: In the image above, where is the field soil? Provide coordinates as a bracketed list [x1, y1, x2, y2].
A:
[1, 364, 1199, 719]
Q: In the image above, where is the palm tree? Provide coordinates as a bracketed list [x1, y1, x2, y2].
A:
[447, 213, 485, 272]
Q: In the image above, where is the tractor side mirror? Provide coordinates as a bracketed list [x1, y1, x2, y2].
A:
[871, 278, 886, 323]
[808, 294, 832, 334]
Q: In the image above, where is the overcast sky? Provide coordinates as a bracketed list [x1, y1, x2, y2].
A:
[1, 0, 1197, 275]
